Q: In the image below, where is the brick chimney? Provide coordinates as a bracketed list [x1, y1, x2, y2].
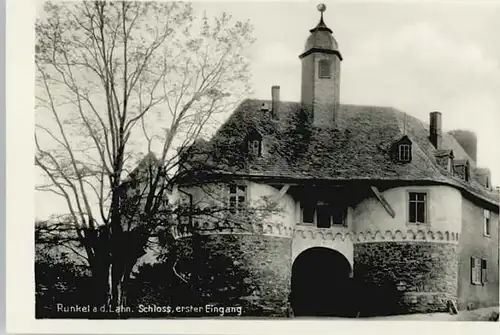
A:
[429, 111, 442, 149]
[271, 85, 280, 120]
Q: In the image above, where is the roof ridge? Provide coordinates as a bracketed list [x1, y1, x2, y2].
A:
[246, 98, 403, 110]
[187, 97, 497, 207]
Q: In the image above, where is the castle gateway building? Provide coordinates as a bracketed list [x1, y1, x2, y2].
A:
[172, 5, 499, 317]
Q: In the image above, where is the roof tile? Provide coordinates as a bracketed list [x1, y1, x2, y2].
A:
[181, 99, 499, 207]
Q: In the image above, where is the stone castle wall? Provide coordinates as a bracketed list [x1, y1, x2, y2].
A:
[354, 242, 459, 315]
[352, 185, 462, 315]
[174, 234, 292, 317]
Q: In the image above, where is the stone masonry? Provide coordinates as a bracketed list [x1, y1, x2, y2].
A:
[174, 234, 292, 317]
[354, 242, 459, 315]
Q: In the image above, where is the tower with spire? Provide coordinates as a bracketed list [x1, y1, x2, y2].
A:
[299, 4, 342, 127]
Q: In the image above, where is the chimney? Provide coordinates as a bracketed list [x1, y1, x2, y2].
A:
[429, 111, 442, 149]
[271, 85, 280, 120]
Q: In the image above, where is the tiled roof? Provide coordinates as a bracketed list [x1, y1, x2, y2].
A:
[180, 99, 499, 207]
[435, 149, 454, 158]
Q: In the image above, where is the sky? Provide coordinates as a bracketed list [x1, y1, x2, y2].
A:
[34, 0, 500, 219]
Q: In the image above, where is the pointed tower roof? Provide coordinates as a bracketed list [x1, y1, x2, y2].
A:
[299, 4, 342, 60]
[310, 3, 333, 33]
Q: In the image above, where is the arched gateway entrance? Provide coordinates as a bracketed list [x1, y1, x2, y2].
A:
[291, 247, 353, 317]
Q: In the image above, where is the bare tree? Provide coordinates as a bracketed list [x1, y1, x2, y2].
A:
[35, 0, 256, 315]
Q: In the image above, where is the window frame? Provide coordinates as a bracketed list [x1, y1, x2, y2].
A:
[407, 191, 428, 224]
[227, 183, 248, 214]
[300, 200, 348, 228]
[471, 256, 488, 285]
[481, 259, 488, 284]
[330, 205, 348, 226]
[398, 144, 411, 162]
[316, 203, 332, 228]
[248, 139, 262, 157]
[455, 161, 470, 182]
[301, 201, 316, 225]
[318, 59, 332, 79]
[471, 257, 482, 285]
[483, 210, 491, 237]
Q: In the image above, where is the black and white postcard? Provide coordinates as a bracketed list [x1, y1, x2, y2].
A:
[5, 0, 500, 333]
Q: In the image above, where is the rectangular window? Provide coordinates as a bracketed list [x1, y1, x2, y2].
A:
[481, 259, 487, 284]
[318, 59, 332, 79]
[228, 184, 246, 213]
[248, 140, 261, 157]
[316, 204, 331, 228]
[471, 257, 482, 285]
[399, 144, 411, 162]
[484, 210, 491, 237]
[331, 206, 347, 226]
[301, 199, 348, 228]
[409, 192, 427, 223]
[456, 164, 470, 181]
[463, 165, 469, 182]
[302, 203, 315, 224]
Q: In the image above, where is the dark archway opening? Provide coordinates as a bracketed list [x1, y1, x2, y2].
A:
[291, 247, 354, 317]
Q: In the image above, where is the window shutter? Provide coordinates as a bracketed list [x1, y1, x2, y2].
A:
[481, 259, 487, 284]
[470, 257, 475, 284]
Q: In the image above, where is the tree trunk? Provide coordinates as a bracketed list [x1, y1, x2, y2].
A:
[88, 260, 111, 318]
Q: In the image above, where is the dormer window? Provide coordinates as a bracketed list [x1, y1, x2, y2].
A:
[392, 135, 412, 163]
[453, 159, 470, 182]
[398, 144, 411, 162]
[248, 139, 262, 157]
[245, 128, 263, 158]
[475, 168, 492, 190]
[318, 59, 332, 79]
[435, 149, 454, 173]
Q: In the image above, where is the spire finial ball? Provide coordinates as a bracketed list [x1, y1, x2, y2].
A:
[317, 3, 327, 13]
